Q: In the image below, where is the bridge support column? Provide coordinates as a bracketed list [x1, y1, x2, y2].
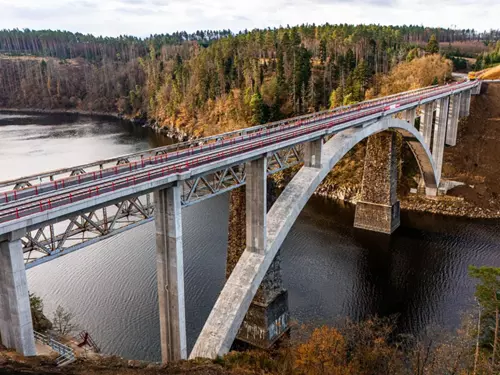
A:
[226, 160, 289, 349]
[432, 97, 450, 181]
[460, 90, 471, 117]
[404, 108, 416, 126]
[0, 230, 36, 357]
[419, 103, 434, 146]
[472, 82, 482, 95]
[154, 184, 187, 363]
[445, 94, 461, 147]
[246, 158, 267, 254]
[303, 139, 322, 168]
[354, 131, 400, 234]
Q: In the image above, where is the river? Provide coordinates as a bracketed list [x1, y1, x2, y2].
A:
[1, 111, 499, 361]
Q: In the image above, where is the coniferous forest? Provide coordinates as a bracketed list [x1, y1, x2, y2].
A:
[0, 25, 498, 137]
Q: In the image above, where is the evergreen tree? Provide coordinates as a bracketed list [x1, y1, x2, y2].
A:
[249, 91, 267, 125]
[426, 34, 440, 54]
[329, 90, 337, 109]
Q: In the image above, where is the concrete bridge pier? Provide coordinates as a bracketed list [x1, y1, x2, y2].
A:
[304, 138, 323, 168]
[460, 90, 471, 117]
[445, 94, 461, 147]
[154, 184, 187, 363]
[432, 97, 450, 180]
[227, 157, 290, 349]
[419, 103, 434, 146]
[353, 131, 400, 234]
[0, 230, 36, 356]
[404, 108, 417, 126]
[472, 82, 482, 95]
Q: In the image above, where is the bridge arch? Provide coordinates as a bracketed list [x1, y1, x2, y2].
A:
[190, 117, 439, 359]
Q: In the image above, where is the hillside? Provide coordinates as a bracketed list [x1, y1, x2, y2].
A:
[1, 25, 496, 139]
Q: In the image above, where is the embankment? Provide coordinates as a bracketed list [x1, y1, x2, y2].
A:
[403, 82, 500, 218]
[301, 82, 500, 219]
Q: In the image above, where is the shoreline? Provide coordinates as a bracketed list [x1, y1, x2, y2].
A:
[0, 107, 191, 141]
[0, 107, 122, 119]
[313, 189, 500, 220]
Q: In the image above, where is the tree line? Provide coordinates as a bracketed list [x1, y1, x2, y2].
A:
[0, 24, 494, 136]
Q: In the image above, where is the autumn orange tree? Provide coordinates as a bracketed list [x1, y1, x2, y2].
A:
[294, 326, 351, 375]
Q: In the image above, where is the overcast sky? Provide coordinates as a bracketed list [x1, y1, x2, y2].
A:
[0, 0, 498, 37]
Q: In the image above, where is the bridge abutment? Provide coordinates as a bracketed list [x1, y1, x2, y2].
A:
[154, 184, 187, 363]
[226, 159, 290, 350]
[0, 230, 36, 356]
[354, 131, 400, 234]
[235, 250, 289, 349]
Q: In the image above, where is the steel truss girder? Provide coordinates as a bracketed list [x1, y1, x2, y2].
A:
[22, 196, 154, 268]
[180, 143, 304, 205]
[20, 143, 305, 267]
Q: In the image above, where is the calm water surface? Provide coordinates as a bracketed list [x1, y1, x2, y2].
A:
[1, 112, 499, 361]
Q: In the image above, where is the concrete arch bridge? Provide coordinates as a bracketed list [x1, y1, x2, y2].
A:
[0, 80, 482, 361]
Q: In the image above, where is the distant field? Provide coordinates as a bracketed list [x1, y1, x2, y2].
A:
[416, 40, 489, 56]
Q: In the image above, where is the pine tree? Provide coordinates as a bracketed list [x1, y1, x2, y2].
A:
[249, 91, 267, 125]
[426, 34, 439, 54]
[328, 89, 337, 109]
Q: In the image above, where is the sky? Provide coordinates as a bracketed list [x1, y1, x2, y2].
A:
[0, 0, 498, 37]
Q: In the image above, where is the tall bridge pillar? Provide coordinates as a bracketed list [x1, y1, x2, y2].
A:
[354, 131, 400, 234]
[246, 158, 267, 255]
[460, 90, 471, 118]
[445, 94, 461, 147]
[154, 184, 187, 363]
[432, 97, 450, 180]
[472, 82, 482, 95]
[404, 108, 416, 126]
[0, 230, 36, 356]
[419, 102, 434, 146]
[226, 158, 289, 350]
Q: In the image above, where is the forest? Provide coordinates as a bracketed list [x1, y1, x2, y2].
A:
[474, 41, 500, 70]
[0, 25, 498, 137]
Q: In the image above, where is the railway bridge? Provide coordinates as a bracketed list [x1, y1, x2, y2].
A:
[0, 80, 482, 361]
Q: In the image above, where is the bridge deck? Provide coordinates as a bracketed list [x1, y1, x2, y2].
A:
[0, 80, 479, 267]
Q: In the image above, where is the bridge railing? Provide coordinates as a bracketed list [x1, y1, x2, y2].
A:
[0, 83, 448, 194]
[0, 80, 479, 267]
[0, 81, 479, 225]
[34, 331, 76, 366]
[0, 80, 478, 213]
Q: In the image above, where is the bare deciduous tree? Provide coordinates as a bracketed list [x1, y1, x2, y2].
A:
[52, 305, 77, 336]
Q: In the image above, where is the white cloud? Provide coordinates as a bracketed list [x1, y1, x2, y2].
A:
[0, 0, 497, 37]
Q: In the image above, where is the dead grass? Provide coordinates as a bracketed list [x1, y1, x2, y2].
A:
[478, 65, 500, 79]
